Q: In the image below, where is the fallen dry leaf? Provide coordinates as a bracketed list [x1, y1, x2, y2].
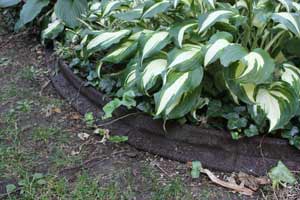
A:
[69, 113, 81, 120]
[52, 107, 62, 113]
[77, 132, 90, 141]
[238, 172, 270, 191]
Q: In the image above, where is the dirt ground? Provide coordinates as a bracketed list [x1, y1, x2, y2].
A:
[0, 26, 300, 199]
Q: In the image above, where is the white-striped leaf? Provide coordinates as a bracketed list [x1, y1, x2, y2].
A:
[114, 7, 143, 21]
[272, 12, 300, 36]
[293, 2, 300, 11]
[42, 20, 64, 40]
[255, 82, 299, 131]
[198, 10, 234, 33]
[154, 68, 203, 117]
[102, 41, 138, 63]
[167, 45, 203, 72]
[204, 38, 230, 67]
[219, 44, 248, 67]
[141, 58, 168, 92]
[229, 48, 275, 84]
[281, 63, 300, 96]
[204, 0, 215, 9]
[142, 0, 170, 19]
[87, 30, 131, 53]
[172, 0, 180, 8]
[170, 21, 198, 48]
[278, 0, 293, 12]
[102, 1, 123, 16]
[140, 31, 171, 60]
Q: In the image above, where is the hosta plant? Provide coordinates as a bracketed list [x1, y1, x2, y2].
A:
[39, 0, 300, 148]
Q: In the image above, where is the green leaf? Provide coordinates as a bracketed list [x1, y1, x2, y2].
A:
[141, 58, 168, 93]
[191, 161, 202, 179]
[204, 38, 230, 67]
[244, 124, 259, 137]
[109, 135, 128, 143]
[227, 116, 247, 130]
[154, 68, 203, 117]
[198, 10, 234, 33]
[6, 184, 16, 194]
[87, 30, 131, 53]
[142, 0, 170, 19]
[55, 0, 88, 28]
[102, 41, 138, 63]
[42, 20, 64, 40]
[269, 161, 297, 189]
[16, 0, 49, 29]
[255, 81, 299, 131]
[170, 21, 198, 48]
[272, 12, 300, 37]
[0, 0, 20, 7]
[277, 0, 293, 12]
[103, 90, 136, 119]
[167, 45, 203, 72]
[219, 44, 248, 67]
[140, 31, 171, 61]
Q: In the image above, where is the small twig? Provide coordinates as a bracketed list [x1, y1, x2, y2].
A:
[154, 163, 171, 178]
[39, 79, 51, 96]
[97, 112, 140, 127]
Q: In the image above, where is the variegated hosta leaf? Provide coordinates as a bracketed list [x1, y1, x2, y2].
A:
[171, 0, 180, 8]
[170, 21, 198, 48]
[293, 2, 300, 11]
[102, 0, 123, 16]
[272, 12, 300, 36]
[277, 0, 293, 12]
[87, 30, 131, 53]
[219, 44, 248, 67]
[142, 0, 170, 19]
[154, 68, 203, 117]
[255, 82, 299, 131]
[167, 45, 203, 72]
[140, 31, 171, 61]
[141, 58, 168, 93]
[42, 20, 64, 40]
[198, 10, 234, 33]
[114, 6, 143, 21]
[204, 0, 215, 9]
[228, 48, 275, 84]
[204, 38, 231, 67]
[102, 41, 138, 63]
[281, 63, 300, 96]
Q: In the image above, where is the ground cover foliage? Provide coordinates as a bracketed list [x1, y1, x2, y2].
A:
[2, 0, 300, 147]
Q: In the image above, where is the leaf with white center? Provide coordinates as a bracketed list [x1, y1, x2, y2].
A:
[272, 12, 300, 36]
[230, 48, 275, 84]
[0, 0, 20, 7]
[204, 39, 230, 67]
[167, 45, 203, 72]
[154, 68, 203, 117]
[281, 63, 300, 96]
[42, 20, 64, 40]
[141, 58, 168, 92]
[102, 41, 138, 63]
[87, 30, 131, 53]
[204, 0, 215, 8]
[255, 82, 299, 131]
[140, 31, 171, 61]
[277, 0, 293, 12]
[198, 10, 234, 33]
[220, 44, 248, 67]
[142, 0, 170, 19]
[172, 0, 180, 8]
[170, 21, 198, 48]
[102, 1, 123, 16]
[292, 2, 300, 11]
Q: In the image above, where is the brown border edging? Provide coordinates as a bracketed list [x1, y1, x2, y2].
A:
[49, 59, 300, 175]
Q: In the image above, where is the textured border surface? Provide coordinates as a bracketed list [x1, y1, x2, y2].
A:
[49, 59, 300, 175]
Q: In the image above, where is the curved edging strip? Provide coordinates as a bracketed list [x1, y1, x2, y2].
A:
[49, 59, 300, 175]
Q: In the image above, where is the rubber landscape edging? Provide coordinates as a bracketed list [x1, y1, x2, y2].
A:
[49, 59, 300, 176]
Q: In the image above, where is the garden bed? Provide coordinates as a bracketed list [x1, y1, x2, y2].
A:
[49, 59, 300, 176]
